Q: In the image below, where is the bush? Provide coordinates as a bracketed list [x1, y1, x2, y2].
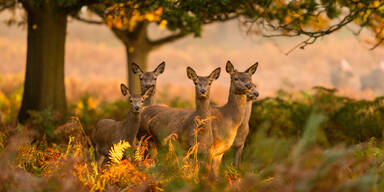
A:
[249, 87, 384, 145]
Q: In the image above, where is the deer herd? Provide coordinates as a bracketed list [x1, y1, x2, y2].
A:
[91, 60, 259, 179]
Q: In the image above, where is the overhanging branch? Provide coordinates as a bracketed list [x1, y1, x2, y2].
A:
[150, 32, 189, 48]
[243, 1, 384, 54]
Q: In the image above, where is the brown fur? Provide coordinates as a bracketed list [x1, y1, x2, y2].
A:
[207, 61, 258, 178]
[141, 67, 221, 152]
[91, 84, 153, 166]
[132, 62, 165, 106]
[232, 84, 259, 167]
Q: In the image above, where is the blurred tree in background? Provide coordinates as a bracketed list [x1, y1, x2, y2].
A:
[77, 1, 239, 93]
[1, 0, 384, 124]
[77, 0, 384, 93]
[0, 0, 99, 123]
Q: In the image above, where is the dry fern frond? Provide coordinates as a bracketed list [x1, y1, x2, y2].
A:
[108, 140, 131, 164]
[193, 115, 216, 128]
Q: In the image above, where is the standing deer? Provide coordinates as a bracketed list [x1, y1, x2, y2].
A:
[207, 61, 258, 178]
[232, 84, 259, 168]
[132, 62, 166, 106]
[132, 62, 166, 143]
[91, 84, 153, 166]
[141, 67, 221, 152]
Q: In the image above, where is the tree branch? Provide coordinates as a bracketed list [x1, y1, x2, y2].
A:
[111, 28, 129, 45]
[203, 13, 239, 24]
[370, 38, 384, 50]
[150, 32, 190, 48]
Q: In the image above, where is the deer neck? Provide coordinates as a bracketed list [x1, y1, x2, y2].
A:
[143, 89, 156, 106]
[244, 100, 253, 122]
[195, 95, 210, 118]
[122, 111, 141, 143]
[224, 85, 247, 122]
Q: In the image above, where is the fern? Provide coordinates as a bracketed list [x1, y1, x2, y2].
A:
[108, 140, 131, 164]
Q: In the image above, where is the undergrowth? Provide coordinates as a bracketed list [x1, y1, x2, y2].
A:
[0, 87, 383, 191]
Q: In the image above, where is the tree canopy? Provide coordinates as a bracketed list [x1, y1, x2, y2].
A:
[239, 0, 384, 53]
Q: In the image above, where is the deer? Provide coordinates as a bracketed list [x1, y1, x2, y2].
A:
[232, 83, 259, 168]
[131, 62, 166, 145]
[141, 66, 221, 153]
[207, 60, 258, 179]
[91, 83, 153, 166]
[132, 62, 166, 106]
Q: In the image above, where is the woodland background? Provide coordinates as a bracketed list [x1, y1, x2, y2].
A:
[0, 1, 384, 191]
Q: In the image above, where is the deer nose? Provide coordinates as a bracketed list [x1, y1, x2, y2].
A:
[145, 85, 152, 89]
[246, 83, 252, 89]
[135, 106, 140, 110]
[254, 91, 259, 97]
[201, 89, 206, 94]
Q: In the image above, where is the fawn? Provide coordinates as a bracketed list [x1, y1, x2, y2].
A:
[91, 84, 153, 166]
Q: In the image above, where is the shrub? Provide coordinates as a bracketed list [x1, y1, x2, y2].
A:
[249, 87, 384, 145]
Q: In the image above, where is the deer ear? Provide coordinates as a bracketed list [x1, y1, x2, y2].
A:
[154, 61, 166, 76]
[225, 60, 235, 75]
[186, 67, 198, 81]
[245, 62, 258, 75]
[132, 63, 143, 76]
[209, 67, 221, 81]
[142, 86, 154, 99]
[120, 83, 130, 97]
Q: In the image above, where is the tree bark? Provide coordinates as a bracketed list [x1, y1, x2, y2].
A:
[125, 43, 151, 94]
[18, 3, 68, 123]
[111, 22, 152, 94]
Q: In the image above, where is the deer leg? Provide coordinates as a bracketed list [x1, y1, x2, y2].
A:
[94, 146, 104, 168]
[208, 153, 224, 181]
[234, 144, 244, 168]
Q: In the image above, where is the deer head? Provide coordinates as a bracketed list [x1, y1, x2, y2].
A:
[246, 83, 259, 101]
[132, 62, 166, 94]
[121, 83, 153, 113]
[187, 66, 221, 99]
[226, 60, 258, 94]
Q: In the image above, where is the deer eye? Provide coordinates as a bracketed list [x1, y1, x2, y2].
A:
[234, 77, 239, 81]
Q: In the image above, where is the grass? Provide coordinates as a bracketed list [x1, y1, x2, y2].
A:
[0, 85, 384, 191]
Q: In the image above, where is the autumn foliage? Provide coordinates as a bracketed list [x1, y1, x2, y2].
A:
[0, 86, 384, 191]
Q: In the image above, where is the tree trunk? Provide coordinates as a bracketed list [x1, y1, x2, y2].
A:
[111, 22, 152, 95]
[18, 4, 68, 123]
[125, 44, 151, 94]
